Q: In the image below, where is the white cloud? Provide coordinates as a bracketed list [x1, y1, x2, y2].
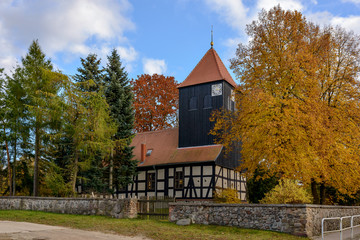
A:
[203, 0, 249, 32]
[342, 0, 360, 4]
[117, 46, 138, 63]
[0, 0, 136, 73]
[256, 0, 304, 11]
[143, 58, 167, 75]
[331, 15, 360, 34]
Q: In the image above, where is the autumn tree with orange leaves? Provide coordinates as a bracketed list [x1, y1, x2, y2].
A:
[211, 6, 360, 204]
[132, 74, 178, 132]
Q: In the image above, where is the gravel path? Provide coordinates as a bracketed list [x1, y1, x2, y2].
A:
[0, 221, 152, 240]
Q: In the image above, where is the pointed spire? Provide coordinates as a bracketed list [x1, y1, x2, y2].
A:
[210, 25, 214, 48]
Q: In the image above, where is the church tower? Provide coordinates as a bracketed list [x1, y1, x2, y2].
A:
[178, 47, 237, 148]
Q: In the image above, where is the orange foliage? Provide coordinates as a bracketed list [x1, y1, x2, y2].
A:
[211, 6, 360, 196]
[131, 74, 178, 132]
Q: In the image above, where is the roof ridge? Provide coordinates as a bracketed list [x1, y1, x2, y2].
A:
[136, 127, 178, 135]
[212, 49, 225, 80]
[179, 49, 211, 88]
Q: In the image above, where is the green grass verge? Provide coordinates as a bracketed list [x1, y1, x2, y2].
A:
[0, 210, 308, 240]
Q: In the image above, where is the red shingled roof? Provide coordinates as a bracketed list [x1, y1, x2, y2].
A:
[131, 128, 223, 167]
[178, 48, 236, 88]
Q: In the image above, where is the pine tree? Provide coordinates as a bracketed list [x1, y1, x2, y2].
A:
[104, 49, 137, 191]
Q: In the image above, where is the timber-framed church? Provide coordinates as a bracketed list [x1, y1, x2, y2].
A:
[118, 44, 246, 200]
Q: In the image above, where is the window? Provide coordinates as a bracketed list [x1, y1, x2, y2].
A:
[147, 172, 155, 190]
[189, 96, 198, 110]
[228, 96, 234, 111]
[203, 95, 212, 109]
[175, 171, 184, 189]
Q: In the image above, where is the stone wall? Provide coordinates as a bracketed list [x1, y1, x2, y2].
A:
[0, 197, 137, 219]
[169, 202, 360, 237]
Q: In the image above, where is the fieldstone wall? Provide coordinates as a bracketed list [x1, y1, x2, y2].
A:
[0, 196, 138, 218]
[169, 202, 360, 237]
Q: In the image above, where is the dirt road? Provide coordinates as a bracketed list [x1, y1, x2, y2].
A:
[0, 221, 152, 240]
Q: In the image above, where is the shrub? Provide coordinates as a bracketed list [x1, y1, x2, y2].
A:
[214, 188, 241, 204]
[260, 179, 312, 204]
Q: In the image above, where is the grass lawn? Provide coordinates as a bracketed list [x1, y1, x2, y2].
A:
[0, 210, 308, 240]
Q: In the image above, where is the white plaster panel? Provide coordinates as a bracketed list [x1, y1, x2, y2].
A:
[185, 166, 190, 175]
[138, 183, 145, 191]
[193, 166, 201, 175]
[138, 192, 145, 197]
[241, 192, 246, 201]
[203, 166, 212, 175]
[194, 177, 201, 187]
[241, 182, 246, 190]
[202, 189, 208, 198]
[148, 192, 155, 197]
[176, 167, 182, 171]
[158, 169, 165, 179]
[223, 168, 227, 178]
[175, 191, 182, 198]
[168, 189, 173, 197]
[215, 166, 221, 174]
[195, 189, 201, 198]
[203, 177, 212, 187]
[216, 177, 222, 187]
[184, 178, 189, 186]
[157, 182, 164, 190]
[169, 168, 174, 177]
[138, 172, 146, 181]
[169, 179, 173, 187]
[157, 192, 164, 197]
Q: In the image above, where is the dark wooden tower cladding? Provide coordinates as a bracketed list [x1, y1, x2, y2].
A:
[178, 48, 237, 148]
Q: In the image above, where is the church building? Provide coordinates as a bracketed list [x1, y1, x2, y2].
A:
[119, 43, 246, 200]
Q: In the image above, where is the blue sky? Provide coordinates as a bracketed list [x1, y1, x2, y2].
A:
[1, 0, 360, 83]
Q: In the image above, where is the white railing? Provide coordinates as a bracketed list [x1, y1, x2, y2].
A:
[322, 215, 360, 240]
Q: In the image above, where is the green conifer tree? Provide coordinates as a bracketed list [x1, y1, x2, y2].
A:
[73, 53, 116, 194]
[73, 53, 104, 92]
[104, 49, 137, 191]
[19, 40, 66, 196]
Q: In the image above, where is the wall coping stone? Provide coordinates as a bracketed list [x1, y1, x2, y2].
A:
[0, 196, 126, 201]
[170, 202, 360, 209]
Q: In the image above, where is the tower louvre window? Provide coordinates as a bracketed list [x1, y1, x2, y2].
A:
[203, 95, 212, 109]
[189, 96, 198, 110]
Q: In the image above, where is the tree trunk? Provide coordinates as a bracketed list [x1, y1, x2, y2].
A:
[320, 183, 326, 205]
[12, 138, 17, 196]
[72, 149, 79, 193]
[109, 148, 113, 190]
[33, 126, 40, 196]
[3, 125, 12, 196]
[311, 179, 319, 204]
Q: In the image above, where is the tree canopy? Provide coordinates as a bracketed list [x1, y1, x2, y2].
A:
[211, 6, 360, 202]
[131, 74, 178, 132]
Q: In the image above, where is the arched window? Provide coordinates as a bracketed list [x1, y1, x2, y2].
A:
[203, 95, 212, 109]
[189, 96, 198, 110]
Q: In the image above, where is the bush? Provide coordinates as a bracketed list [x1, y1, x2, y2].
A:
[260, 179, 312, 204]
[214, 188, 241, 204]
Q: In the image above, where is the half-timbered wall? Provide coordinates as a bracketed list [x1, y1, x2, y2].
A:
[117, 163, 246, 201]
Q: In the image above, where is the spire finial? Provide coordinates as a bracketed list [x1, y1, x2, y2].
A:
[210, 25, 214, 48]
